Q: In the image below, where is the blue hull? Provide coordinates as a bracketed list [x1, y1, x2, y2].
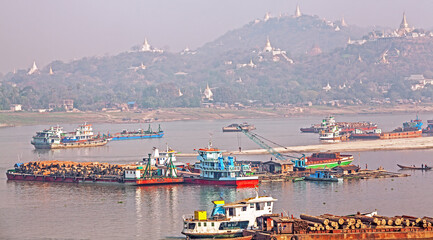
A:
[110, 133, 164, 141]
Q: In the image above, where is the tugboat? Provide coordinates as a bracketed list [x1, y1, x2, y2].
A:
[110, 124, 164, 141]
[183, 143, 259, 187]
[319, 125, 348, 141]
[304, 169, 342, 182]
[181, 193, 277, 239]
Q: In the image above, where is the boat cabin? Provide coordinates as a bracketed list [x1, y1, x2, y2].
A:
[262, 160, 294, 174]
[332, 165, 360, 174]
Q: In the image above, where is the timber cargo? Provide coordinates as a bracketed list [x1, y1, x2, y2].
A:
[243, 213, 433, 240]
[6, 153, 184, 186]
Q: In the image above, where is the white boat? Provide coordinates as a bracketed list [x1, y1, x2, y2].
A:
[319, 125, 344, 141]
[181, 194, 277, 239]
[31, 126, 64, 149]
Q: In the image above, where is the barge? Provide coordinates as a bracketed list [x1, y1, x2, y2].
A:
[301, 116, 377, 134]
[244, 213, 433, 240]
[351, 117, 423, 140]
[223, 123, 256, 132]
[110, 124, 164, 141]
[6, 149, 184, 186]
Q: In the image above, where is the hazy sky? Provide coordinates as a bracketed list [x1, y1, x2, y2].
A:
[1, 0, 432, 74]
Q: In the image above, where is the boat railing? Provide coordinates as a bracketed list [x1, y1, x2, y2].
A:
[182, 214, 195, 221]
[242, 165, 251, 171]
[228, 166, 241, 171]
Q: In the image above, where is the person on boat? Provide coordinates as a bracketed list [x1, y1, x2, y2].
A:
[422, 164, 424, 169]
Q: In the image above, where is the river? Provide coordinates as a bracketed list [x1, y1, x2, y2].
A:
[0, 113, 432, 239]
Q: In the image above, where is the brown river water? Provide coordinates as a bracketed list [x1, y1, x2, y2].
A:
[0, 113, 432, 239]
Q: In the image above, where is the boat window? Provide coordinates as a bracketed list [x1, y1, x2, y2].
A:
[256, 202, 265, 210]
[211, 222, 214, 227]
[267, 202, 271, 207]
[204, 222, 207, 227]
[219, 221, 249, 230]
[198, 222, 201, 227]
[250, 203, 254, 208]
[242, 206, 247, 211]
[228, 208, 234, 216]
[188, 223, 196, 229]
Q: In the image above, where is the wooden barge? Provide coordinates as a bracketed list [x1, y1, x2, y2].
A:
[6, 159, 184, 186]
[244, 214, 433, 240]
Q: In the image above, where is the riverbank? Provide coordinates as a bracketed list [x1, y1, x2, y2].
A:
[1, 103, 433, 126]
[177, 136, 433, 157]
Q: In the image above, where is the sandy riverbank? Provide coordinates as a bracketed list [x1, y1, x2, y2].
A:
[177, 136, 433, 157]
[1, 104, 433, 126]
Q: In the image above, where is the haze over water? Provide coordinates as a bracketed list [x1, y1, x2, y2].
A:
[1, 113, 432, 239]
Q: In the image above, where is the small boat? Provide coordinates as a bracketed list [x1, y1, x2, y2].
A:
[222, 123, 256, 132]
[304, 169, 342, 182]
[397, 164, 431, 170]
[181, 193, 277, 239]
[292, 177, 305, 182]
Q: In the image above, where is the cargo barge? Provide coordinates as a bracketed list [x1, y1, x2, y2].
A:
[244, 213, 433, 240]
[223, 123, 256, 132]
[301, 116, 377, 134]
[110, 124, 164, 141]
[303, 152, 353, 169]
[351, 117, 423, 140]
[183, 144, 259, 187]
[6, 150, 184, 186]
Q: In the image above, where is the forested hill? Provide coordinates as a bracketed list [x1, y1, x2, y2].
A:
[1, 13, 433, 111]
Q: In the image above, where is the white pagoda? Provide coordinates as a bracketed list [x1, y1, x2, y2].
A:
[27, 61, 39, 75]
[203, 84, 213, 101]
[294, 4, 302, 18]
[263, 37, 273, 52]
[140, 38, 163, 53]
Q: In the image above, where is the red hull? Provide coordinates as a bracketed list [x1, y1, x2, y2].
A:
[184, 177, 259, 188]
[6, 172, 183, 186]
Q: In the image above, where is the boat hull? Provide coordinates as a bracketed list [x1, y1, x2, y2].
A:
[306, 159, 353, 169]
[6, 172, 183, 186]
[32, 139, 109, 149]
[244, 228, 433, 240]
[110, 133, 164, 141]
[304, 176, 340, 182]
[184, 177, 259, 187]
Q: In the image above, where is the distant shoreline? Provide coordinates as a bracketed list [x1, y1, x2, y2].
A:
[1, 104, 433, 126]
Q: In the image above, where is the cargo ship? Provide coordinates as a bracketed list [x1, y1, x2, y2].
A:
[183, 143, 259, 187]
[319, 125, 349, 141]
[301, 116, 377, 134]
[243, 212, 433, 240]
[223, 123, 256, 132]
[351, 117, 422, 140]
[6, 150, 184, 186]
[31, 124, 109, 149]
[110, 124, 164, 141]
[181, 193, 277, 239]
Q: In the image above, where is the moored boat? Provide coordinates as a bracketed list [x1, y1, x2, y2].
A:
[31, 124, 110, 149]
[304, 169, 342, 182]
[223, 123, 256, 132]
[301, 116, 377, 134]
[181, 193, 277, 239]
[183, 143, 259, 187]
[397, 164, 432, 170]
[304, 152, 353, 169]
[110, 124, 164, 141]
[6, 149, 184, 186]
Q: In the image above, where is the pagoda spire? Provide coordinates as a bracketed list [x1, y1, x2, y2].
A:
[49, 66, 54, 75]
[140, 37, 151, 52]
[341, 16, 347, 27]
[400, 12, 409, 29]
[294, 4, 302, 18]
[264, 12, 270, 22]
[263, 36, 273, 52]
[27, 61, 39, 75]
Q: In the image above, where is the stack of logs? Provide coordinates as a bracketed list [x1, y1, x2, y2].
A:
[15, 160, 143, 179]
[299, 214, 433, 231]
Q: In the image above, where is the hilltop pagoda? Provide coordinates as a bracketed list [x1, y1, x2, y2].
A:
[294, 4, 302, 18]
[27, 61, 39, 75]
